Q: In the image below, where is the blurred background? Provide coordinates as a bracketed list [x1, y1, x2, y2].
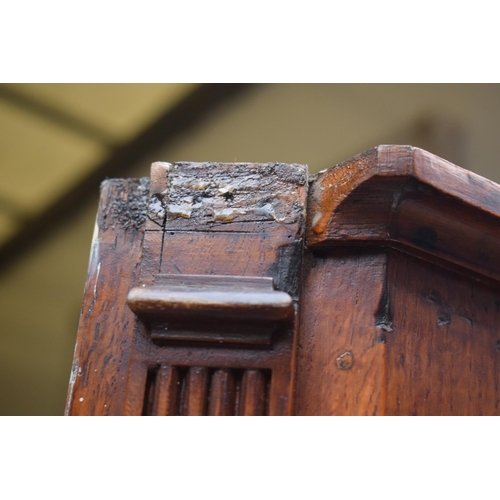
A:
[1, 83, 500, 415]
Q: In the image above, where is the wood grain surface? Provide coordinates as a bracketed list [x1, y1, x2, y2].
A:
[121, 161, 307, 415]
[307, 145, 500, 281]
[385, 251, 500, 415]
[68, 146, 500, 416]
[298, 145, 500, 415]
[66, 178, 148, 415]
[294, 249, 388, 415]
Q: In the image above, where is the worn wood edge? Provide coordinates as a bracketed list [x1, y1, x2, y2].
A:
[308, 145, 500, 241]
[65, 178, 148, 416]
[412, 148, 500, 219]
[145, 161, 171, 230]
[127, 287, 294, 320]
[307, 147, 382, 239]
[306, 145, 500, 282]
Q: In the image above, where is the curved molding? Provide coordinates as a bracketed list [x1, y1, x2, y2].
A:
[307, 145, 500, 282]
[128, 274, 294, 346]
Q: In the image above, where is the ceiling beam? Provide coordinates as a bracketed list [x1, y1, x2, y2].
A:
[0, 83, 254, 271]
[0, 84, 116, 147]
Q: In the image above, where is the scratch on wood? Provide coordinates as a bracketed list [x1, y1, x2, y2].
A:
[93, 262, 101, 303]
[65, 357, 79, 414]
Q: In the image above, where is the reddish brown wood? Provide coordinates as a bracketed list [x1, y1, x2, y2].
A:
[297, 145, 500, 415]
[68, 145, 500, 416]
[65, 178, 148, 416]
[385, 251, 500, 415]
[307, 145, 500, 281]
[150, 365, 180, 416]
[127, 274, 293, 346]
[68, 160, 307, 416]
[181, 367, 210, 416]
[294, 249, 387, 415]
[208, 370, 237, 416]
[240, 370, 267, 416]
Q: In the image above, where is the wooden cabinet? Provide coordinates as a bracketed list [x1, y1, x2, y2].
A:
[66, 146, 500, 415]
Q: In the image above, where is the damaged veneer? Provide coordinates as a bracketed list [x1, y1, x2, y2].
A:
[149, 161, 307, 228]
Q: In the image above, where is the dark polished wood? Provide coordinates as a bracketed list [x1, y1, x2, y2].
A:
[67, 146, 500, 416]
[128, 274, 293, 346]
